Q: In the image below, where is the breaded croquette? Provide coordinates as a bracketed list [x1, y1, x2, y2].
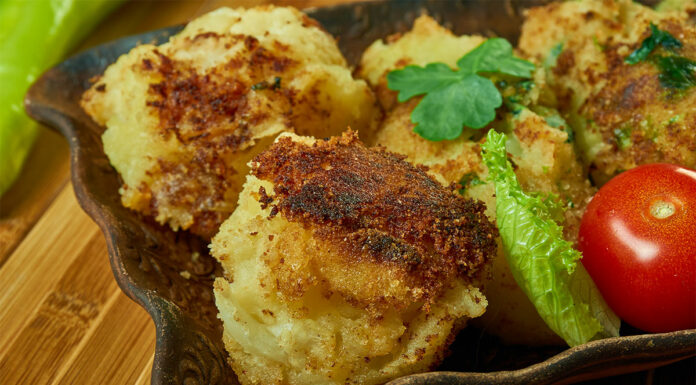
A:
[81, 6, 380, 238]
[358, 15, 595, 345]
[212, 131, 497, 385]
[518, 0, 696, 184]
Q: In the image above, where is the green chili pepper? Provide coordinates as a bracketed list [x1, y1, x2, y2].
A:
[0, 0, 124, 196]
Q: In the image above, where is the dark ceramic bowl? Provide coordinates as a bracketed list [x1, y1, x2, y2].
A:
[25, 1, 696, 384]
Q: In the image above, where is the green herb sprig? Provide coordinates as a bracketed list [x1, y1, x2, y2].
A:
[625, 23, 696, 90]
[387, 38, 535, 141]
[625, 23, 682, 64]
[654, 55, 696, 90]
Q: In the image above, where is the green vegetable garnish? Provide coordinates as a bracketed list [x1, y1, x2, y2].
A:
[531, 105, 574, 143]
[653, 55, 696, 89]
[545, 42, 564, 69]
[457, 172, 484, 194]
[624, 23, 695, 91]
[387, 38, 535, 141]
[592, 35, 606, 52]
[625, 23, 682, 64]
[0, 0, 124, 196]
[481, 130, 620, 347]
[613, 126, 633, 150]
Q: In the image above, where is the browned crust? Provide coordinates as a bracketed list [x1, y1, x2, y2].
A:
[252, 131, 498, 310]
[581, 20, 696, 176]
[144, 34, 295, 146]
[521, 2, 696, 180]
[130, 32, 299, 238]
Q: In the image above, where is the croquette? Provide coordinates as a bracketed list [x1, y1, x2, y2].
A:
[81, 6, 380, 238]
[211, 131, 497, 385]
[518, 0, 696, 184]
[358, 15, 595, 345]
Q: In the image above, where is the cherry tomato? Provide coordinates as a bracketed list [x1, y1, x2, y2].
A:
[578, 163, 696, 333]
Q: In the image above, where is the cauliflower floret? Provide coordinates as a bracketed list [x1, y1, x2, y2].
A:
[212, 132, 497, 385]
[81, 6, 380, 238]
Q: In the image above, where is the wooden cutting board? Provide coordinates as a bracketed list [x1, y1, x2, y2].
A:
[0, 0, 692, 384]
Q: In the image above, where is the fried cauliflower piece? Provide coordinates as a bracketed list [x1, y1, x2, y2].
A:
[358, 16, 595, 345]
[212, 132, 498, 385]
[81, 6, 380, 238]
[518, 0, 696, 184]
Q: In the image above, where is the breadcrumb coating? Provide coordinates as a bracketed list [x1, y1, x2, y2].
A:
[212, 131, 496, 385]
[81, 6, 380, 238]
[519, 0, 696, 184]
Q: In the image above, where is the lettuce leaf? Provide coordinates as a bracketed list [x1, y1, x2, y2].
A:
[481, 130, 620, 346]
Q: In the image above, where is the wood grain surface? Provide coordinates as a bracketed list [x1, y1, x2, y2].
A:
[0, 0, 692, 384]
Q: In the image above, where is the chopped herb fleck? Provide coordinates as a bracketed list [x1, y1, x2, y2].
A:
[625, 24, 694, 91]
[544, 114, 565, 129]
[666, 115, 682, 125]
[533, 106, 574, 143]
[625, 23, 682, 64]
[458, 172, 485, 194]
[565, 127, 575, 143]
[251, 76, 282, 91]
[613, 126, 632, 150]
[517, 80, 534, 91]
[545, 43, 564, 69]
[653, 55, 696, 90]
[592, 35, 605, 52]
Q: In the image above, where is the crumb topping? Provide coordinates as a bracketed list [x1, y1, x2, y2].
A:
[252, 132, 498, 308]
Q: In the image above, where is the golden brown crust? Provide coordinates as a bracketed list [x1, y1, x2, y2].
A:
[82, 6, 380, 239]
[519, 1, 696, 182]
[581, 21, 696, 177]
[252, 132, 498, 311]
[144, 36, 294, 146]
[131, 33, 297, 238]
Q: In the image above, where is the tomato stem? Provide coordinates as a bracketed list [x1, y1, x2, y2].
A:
[650, 199, 676, 219]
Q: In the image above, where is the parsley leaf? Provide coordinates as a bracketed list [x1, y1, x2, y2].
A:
[654, 55, 696, 90]
[386, 38, 535, 141]
[625, 23, 682, 64]
[411, 76, 501, 140]
[456, 38, 535, 78]
[387, 63, 462, 102]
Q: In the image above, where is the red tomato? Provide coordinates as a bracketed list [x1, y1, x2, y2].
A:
[579, 163, 696, 333]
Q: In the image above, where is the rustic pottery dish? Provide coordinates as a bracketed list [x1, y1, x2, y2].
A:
[24, 0, 696, 384]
